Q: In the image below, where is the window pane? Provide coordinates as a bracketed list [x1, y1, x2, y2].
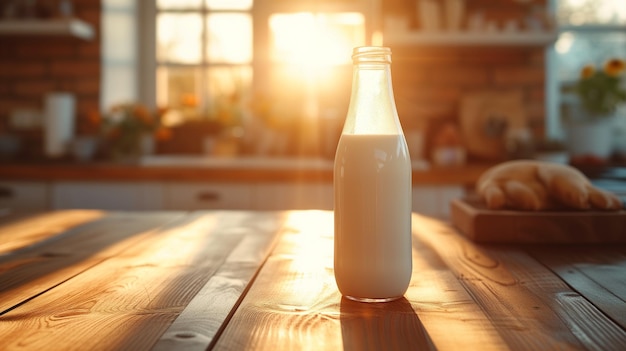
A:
[157, 66, 201, 120]
[102, 65, 137, 110]
[557, 0, 626, 25]
[103, 11, 135, 62]
[157, 0, 201, 10]
[555, 31, 626, 83]
[205, 0, 252, 10]
[206, 13, 252, 64]
[205, 66, 252, 126]
[207, 65, 252, 96]
[157, 14, 202, 64]
[103, 0, 134, 10]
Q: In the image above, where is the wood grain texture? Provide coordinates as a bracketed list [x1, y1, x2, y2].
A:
[530, 246, 626, 330]
[0, 210, 104, 255]
[407, 228, 508, 350]
[0, 211, 280, 350]
[2, 210, 625, 350]
[413, 214, 626, 350]
[451, 197, 626, 243]
[0, 211, 181, 314]
[152, 211, 286, 351]
[209, 211, 344, 351]
[212, 211, 506, 351]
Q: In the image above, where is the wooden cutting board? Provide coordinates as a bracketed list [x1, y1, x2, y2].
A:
[450, 197, 626, 244]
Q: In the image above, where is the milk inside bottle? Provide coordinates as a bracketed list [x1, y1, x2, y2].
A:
[334, 46, 412, 302]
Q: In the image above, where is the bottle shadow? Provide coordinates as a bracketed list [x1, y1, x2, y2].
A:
[340, 296, 435, 351]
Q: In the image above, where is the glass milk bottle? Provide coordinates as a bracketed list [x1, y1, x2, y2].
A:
[334, 46, 412, 302]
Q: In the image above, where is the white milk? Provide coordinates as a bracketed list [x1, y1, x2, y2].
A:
[334, 133, 412, 301]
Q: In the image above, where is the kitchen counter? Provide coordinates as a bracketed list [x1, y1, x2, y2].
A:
[1, 210, 624, 350]
[0, 156, 493, 185]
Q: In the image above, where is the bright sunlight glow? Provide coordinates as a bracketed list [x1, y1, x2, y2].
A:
[270, 12, 365, 71]
[284, 211, 334, 273]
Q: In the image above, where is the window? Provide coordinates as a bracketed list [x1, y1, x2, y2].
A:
[152, 0, 253, 125]
[264, 12, 365, 121]
[101, 0, 138, 111]
[548, 0, 626, 136]
[133, 1, 368, 132]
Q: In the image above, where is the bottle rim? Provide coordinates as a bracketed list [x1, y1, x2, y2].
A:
[352, 46, 391, 64]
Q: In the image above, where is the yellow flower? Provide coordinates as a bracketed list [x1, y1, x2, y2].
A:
[580, 64, 595, 79]
[575, 58, 626, 116]
[603, 58, 626, 77]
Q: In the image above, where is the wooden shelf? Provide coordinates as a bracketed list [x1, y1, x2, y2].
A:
[0, 18, 94, 40]
[384, 30, 558, 46]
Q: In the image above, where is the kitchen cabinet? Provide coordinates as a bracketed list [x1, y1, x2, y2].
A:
[0, 181, 49, 212]
[161, 182, 459, 213]
[162, 182, 254, 210]
[51, 182, 163, 210]
[17, 180, 466, 215]
[162, 182, 333, 211]
[0, 162, 479, 214]
[254, 183, 333, 210]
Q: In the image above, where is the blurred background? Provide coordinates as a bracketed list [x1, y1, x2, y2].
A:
[0, 0, 625, 162]
[0, 0, 625, 214]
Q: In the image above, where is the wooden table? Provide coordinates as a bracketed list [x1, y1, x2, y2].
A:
[0, 210, 624, 350]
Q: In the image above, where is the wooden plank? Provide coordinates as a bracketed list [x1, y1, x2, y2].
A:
[407, 227, 508, 350]
[413, 214, 626, 350]
[450, 197, 626, 243]
[0, 210, 104, 255]
[0, 211, 282, 351]
[487, 248, 626, 350]
[530, 246, 626, 330]
[152, 211, 287, 351]
[4, 210, 623, 350]
[0, 211, 181, 314]
[211, 211, 507, 351]
[208, 211, 347, 351]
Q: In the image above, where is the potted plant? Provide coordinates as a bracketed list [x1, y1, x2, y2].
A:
[563, 58, 626, 161]
[100, 103, 171, 162]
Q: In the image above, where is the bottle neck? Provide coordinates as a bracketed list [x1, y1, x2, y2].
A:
[343, 56, 401, 135]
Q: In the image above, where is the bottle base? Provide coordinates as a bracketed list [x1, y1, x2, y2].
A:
[344, 295, 403, 303]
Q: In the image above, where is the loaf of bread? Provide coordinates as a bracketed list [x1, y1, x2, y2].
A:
[476, 160, 623, 211]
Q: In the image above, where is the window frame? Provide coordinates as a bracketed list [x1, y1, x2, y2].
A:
[138, 0, 374, 109]
[546, 0, 626, 138]
[138, 1, 254, 113]
[101, 0, 139, 112]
